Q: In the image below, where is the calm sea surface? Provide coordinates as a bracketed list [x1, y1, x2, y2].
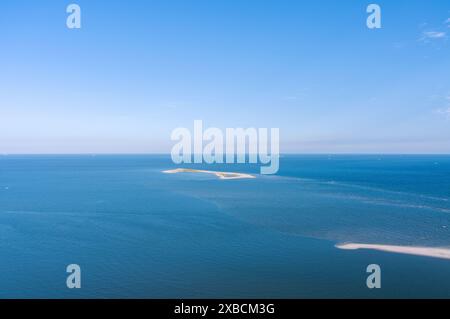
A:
[0, 155, 449, 298]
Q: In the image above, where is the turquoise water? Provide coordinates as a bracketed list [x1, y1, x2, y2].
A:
[0, 155, 449, 298]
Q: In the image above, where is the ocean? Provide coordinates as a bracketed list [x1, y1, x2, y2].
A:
[0, 155, 449, 298]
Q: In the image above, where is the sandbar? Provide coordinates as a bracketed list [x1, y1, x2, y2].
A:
[163, 168, 255, 180]
[336, 243, 450, 260]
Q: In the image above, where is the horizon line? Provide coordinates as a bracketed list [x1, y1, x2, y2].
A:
[2, 153, 450, 156]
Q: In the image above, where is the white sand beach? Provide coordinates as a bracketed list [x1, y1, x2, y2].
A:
[336, 243, 450, 260]
[163, 168, 255, 180]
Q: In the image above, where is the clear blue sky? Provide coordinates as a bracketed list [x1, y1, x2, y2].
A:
[0, 0, 449, 153]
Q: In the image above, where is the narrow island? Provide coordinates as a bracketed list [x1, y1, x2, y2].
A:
[163, 168, 255, 180]
[336, 243, 450, 260]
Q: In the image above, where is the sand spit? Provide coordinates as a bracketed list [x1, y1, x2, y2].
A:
[336, 243, 450, 260]
[163, 168, 255, 180]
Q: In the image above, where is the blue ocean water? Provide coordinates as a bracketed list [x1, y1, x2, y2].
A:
[0, 155, 449, 298]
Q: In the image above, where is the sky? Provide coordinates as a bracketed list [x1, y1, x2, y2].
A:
[0, 0, 449, 154]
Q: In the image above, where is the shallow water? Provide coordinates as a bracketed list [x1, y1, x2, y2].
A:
[0, 155, 449, 298]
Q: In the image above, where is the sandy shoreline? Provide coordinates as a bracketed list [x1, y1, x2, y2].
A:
[163, 168, 255, 180]
[336, 243, 450, 260]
